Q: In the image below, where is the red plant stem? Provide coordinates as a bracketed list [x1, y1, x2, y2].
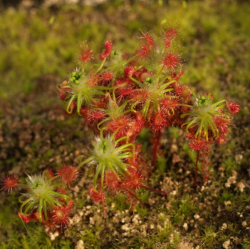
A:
[126, 190, 146, 208]
[194, 150, 200, 190]
[141, 184, 167, 198]
[138, 155, 152, 176]
[100, 187, 106, 218]
[152, 132, 161, 168]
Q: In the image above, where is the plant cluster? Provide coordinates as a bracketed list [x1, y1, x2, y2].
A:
[1, 168, 76, 231]
[56, 28, 239, 213]
[1, 28, 240, 231]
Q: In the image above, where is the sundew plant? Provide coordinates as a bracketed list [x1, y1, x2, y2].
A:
[1, 28, 240, 232]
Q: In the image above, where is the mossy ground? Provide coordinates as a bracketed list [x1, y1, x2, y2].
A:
[0, 1, 250, 248]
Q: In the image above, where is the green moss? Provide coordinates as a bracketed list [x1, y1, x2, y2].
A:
[169, 195, 196, 226]
[242, 239, 250, 249]
[138, 189, 149, 202]
[137, 128, 150, 151]
[168, 127, 180, 139]
[182, 144, 196, 164]
[80, 229, 101, 248]
[201, 226, 218, 248]
[44, 149, 54, 160]
[178, 195, 195, 217]
[169, 232, 181, 249]
[106, 193, 128, 211]
[137, 207, 149, 218]
[28, 158, 42, 173]
[157, 155, 168, 174]
[220, 191, 236, 204]
[224, 157, 240, 173]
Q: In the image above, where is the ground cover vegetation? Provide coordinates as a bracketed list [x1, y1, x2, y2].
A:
[0, 0, 250, 248]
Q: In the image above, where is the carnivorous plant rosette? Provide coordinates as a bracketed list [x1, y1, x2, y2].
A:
[181, 94, 240, 186]
[18, 170, 72, 223]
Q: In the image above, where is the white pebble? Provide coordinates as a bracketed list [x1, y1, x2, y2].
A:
[194, 214, 200, 220]
[223, 240, 230, 249]
[237, 182, 245, 192]
[220, 223, 227, 230]
[183, 223, 188, 230]
[75, 240, 85, 249]
[242, 221, 247, 227]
